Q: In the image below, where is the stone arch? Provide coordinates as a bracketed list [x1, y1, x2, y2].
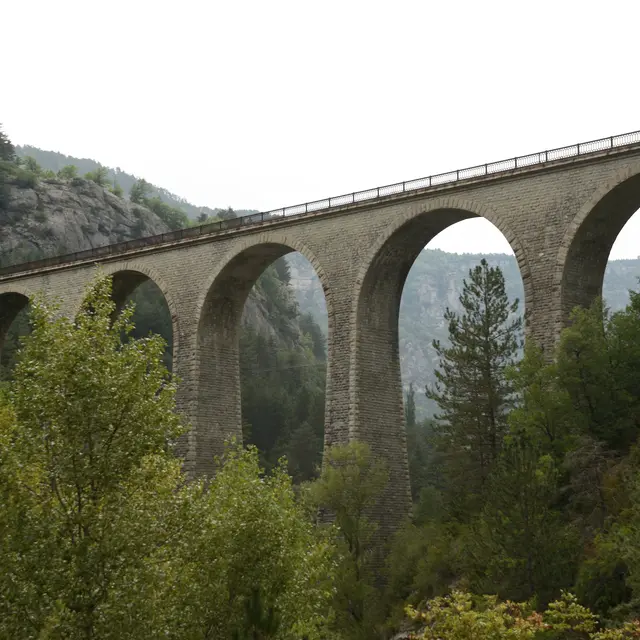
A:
[0, 286, 36, 354]
[192, 233, 334, 477]
[75, 261, 180, 361]
[349, 196, 531, 530]
[554, 161, 640, 332]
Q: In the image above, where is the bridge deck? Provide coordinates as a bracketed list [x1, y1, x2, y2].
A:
[2, 130, 640, 280]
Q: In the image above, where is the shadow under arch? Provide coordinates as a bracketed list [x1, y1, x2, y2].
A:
[555, 166, 640, 329]
[349, 197, 531, 528]
[0, 290, 33, 373]
[192, 235, 334, 477]
[75, 263, 180, 363]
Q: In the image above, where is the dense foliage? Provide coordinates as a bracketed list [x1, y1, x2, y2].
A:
[0, 277, 335, 639]
[387, 266, 640, 637]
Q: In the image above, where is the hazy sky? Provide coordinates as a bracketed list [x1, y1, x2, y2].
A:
[4, 0, 640, 258]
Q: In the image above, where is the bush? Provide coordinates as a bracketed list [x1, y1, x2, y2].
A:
[57, 164, 78, 180]
[14, 168, 38, 189]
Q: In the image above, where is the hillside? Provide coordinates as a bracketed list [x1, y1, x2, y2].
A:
[15, 145, 258, 221]
[0, 173, 167, 266]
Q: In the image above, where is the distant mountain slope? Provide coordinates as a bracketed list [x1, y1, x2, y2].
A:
[287, 250, 640, 418]
[15, 145, 258, 221]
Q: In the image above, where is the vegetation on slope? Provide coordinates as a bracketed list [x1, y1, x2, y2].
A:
[1, 127, 329, 483]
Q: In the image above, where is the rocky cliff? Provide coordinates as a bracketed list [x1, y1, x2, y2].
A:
[0, 174, 304, 350]
[0, 175, 168, 266]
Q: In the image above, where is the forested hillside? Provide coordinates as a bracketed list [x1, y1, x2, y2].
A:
[15, 145, 258, 221]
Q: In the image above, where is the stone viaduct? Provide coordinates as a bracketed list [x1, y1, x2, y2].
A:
[1, 132, 639, 534]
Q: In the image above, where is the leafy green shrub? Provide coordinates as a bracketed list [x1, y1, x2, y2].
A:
[406, 591, 640, 639]
[84, 165, 109, 186]
[57, 164, 78, 180]
[0, 277, 337, 639]
[13, 169, 38, 189]
[22, 156, 41, 174]
[145, 196, 189, 230]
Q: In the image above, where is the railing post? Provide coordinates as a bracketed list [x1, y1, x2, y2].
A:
[403, 181, 406, 192]
[610, 136, 614, 148]
[456, 169, 459, 180]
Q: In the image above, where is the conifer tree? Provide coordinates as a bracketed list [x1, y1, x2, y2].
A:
[405, 382, 416, 428]
[426, 259, 522, 516]
[0, 124, 14, 161]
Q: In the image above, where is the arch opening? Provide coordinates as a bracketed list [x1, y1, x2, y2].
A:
[354, 207, 527, 526]
[603, 209, 640, 311]
[561, 173, 640, 323]
[196, 243, 330, 481]
[81, 269, 175, 372]
[0, 292, 31, 381]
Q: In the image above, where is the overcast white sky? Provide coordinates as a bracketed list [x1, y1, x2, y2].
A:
[4, 0, 640, 258]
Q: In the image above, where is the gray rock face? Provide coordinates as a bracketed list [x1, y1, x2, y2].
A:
[0, 177, 169, 264]
[0, 176, 297, 349]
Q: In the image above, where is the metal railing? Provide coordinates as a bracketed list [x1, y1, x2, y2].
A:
[2, 129, 639, 277]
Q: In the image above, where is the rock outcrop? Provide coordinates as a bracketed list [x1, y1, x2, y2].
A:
[0, 176, 168, 266]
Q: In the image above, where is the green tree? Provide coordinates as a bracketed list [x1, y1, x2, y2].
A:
[405, 382, 416, 428]
[307, 441, 389, 639]
[0, 276, 185, 638]
[129, 177, 152, 204]
[57, 164, 78, 180]
[173, 445, 335, 640]
[507, 343, 578, 458]
[84, 164, 109, 186]
[426, 259, 522, 519]
[0, 124, 15, 161]
[23, 155, 42, 174]
[110, 180, 123, 197]
[0, 277, 336, 639]
[555, 295, 640, 453]
[145, 196, 189, 229]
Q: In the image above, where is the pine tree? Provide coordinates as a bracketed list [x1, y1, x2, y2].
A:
[405, 382, 416, 428]
[426, 259, 522, 516]
[0, 124, 14, 161]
